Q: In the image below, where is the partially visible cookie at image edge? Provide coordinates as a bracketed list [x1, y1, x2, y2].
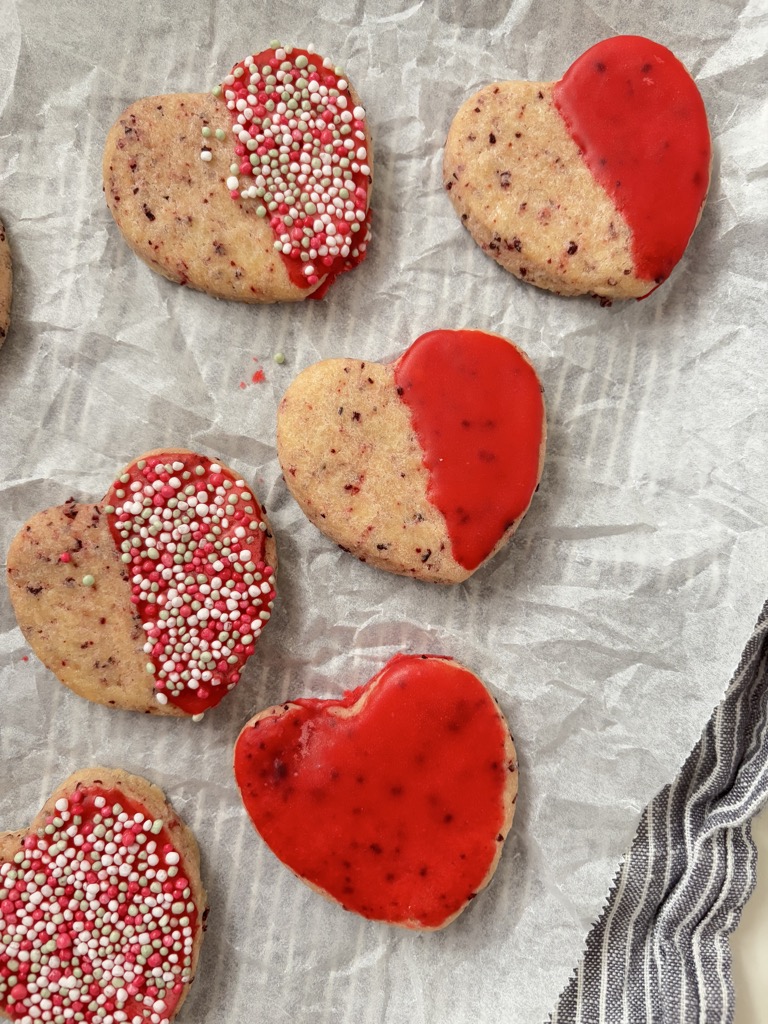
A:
[0, 219, 11, 346]
[0, 767, 206, 1024]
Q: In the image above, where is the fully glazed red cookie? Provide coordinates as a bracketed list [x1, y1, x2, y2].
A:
[234, 654, 518, 929]
[0, 768, 206, 1024]
[7, 449, 276, 718]
[277, 329, 546, 583]
[444, 36, 711, 299]
[103, 43, 372, 302]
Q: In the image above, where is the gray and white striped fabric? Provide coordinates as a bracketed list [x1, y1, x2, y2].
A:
[551, 602, 768, 1024]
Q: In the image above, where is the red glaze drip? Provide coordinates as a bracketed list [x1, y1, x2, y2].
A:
[219, 47, 372, 296]
[234, 654, 513, 928]
[393, 330, 544, 571]
[0, 784, 198, 1024]
[553, 36, 711, 286]
[105, 452, 276, 715]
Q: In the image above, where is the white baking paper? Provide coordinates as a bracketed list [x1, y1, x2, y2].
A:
[0, 1, 766, 1021]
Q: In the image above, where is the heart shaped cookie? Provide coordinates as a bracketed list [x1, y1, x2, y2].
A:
[444, 36, 711, 300]
[103, 43, 372, 302]
[277, 329, 545, 583]
[0, 768, 206, 1024]
[7, 449, 276, 718]
[234, 654, 517, 929]
[0, 219, 10, 348]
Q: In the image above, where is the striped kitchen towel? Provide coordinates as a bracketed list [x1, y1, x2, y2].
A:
[551, 601, 768, 1024]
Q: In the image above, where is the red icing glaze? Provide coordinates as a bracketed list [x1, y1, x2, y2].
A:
[553, 36, 711, 286]
[218, 47, 372, 296]
[0, 783, 199, 1024]
[393, 330, 544, 571]
[105, 452, 276, 715]
[234, 654, 514, 929]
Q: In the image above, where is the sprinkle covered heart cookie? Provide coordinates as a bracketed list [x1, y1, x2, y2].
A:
[103, 43, 372, 302]
[0, 219, 11, 348]
[277, 329, 545, 583]
[444, 36, 711, 300]
[0, 768, 206, 1024]
[7, 449, 276, 717]
[234, 654, 517, 929]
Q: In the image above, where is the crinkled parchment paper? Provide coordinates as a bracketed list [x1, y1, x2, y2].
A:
[1, 1, 766, 1021]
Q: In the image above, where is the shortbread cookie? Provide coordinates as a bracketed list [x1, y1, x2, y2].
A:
[277, 329, 545, 584]
[0, 768, 206, 1024]
[235, 654, 517, 930]
[444, 36, 711, 300]
[7, 449, 276, 717]
[103, 43, 372, 302]
[0, 219, 10, 346]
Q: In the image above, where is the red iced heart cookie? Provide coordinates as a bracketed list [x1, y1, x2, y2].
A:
[7, 449, 276, 718]
[103, 43, 372, 303]
[234, 654, 518, 930]
[444, 36, 711, 299]
[277, 329, 546, 583]
[0, 768, 206, 1024]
